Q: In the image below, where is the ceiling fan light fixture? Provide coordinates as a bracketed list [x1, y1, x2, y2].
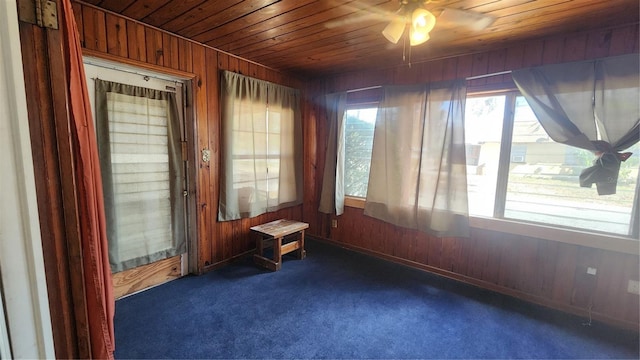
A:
[382, 18, 406, 44]
[409, 28, 430, 46]
[411, 8, 436, 34]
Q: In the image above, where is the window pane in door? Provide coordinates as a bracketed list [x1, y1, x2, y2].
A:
[107, 92, 173, 262]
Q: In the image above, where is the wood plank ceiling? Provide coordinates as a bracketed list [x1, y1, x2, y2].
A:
[83, 0, 639, 77]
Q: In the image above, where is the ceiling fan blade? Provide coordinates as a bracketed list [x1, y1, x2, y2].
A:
[437, 8, 496, 32]
[324, 1, 404, 29]
[325, 13, 382, 28]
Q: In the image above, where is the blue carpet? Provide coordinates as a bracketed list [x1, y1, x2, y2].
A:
[115, 239, 639, 359]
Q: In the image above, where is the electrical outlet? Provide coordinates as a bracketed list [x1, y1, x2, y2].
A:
[331, 219, 338, 228]
[586, 267, 597, 275]
[627, 280, 640, 295]
[201, 149, 211, 163]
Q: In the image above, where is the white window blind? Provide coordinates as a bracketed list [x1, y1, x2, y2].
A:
[106, 92, 173, 262]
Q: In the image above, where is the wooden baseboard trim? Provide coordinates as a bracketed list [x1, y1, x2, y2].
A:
[308, 235, 639, 332]
[202, 249, 255, 273]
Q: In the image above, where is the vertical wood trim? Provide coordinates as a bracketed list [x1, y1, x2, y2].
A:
[541, 37, 564, 64]
[608, 24, 638, 56]
[238, 58, 248, 76]
[585, 29, 613, 59]
[105, 13, 127, 57]
[191, 43, 210, 270]
[469, 52, 489, 86]
[522, 41, 544, 67]
[302, 90, 317, 232]
[169, 35, 179, 70]
[455, 54, 473, 79]
[2, 2, 55, 356]
[504, 44, 525, 82]
[81, 6, 106, 52]
[429, 59, 445, 82]
[45, 15, 92, 359]
[206, 49, 220, 261]
[19, 22, 78, 359]
[486, 49, 507, 84]
[125, 20, 146, 62]
[218, 51, 228, 71]
[562, 33, 588, 62]
[71, 2, 83, 46]
[144, 27, 160, 66]
[442, 57, 458, 81]
[184, 75, 199, 274]
[178, 38, 188, 72]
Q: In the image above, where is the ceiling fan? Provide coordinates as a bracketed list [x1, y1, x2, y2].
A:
[336, 0, 496, 46]
[382, 0, 497, 46]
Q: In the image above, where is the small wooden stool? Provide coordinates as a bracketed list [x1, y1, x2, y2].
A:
[251, 219, 308, 271]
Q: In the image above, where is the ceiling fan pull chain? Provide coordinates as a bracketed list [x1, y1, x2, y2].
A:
[407, 26, 412, 68]
[402, 27, 407, 63]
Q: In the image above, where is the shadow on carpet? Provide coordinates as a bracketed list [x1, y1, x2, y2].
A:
[115, 239, 639, 359]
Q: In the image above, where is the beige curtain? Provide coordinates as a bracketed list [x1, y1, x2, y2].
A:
[95, 80, 186, 273]
[218, 71, 302, 221]
[512, 54, 640, 195]
[364, 80, 469, 237]
[318, 92, 347, 215]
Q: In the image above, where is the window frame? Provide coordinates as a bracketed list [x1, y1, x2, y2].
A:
[342, 88, 639, 254]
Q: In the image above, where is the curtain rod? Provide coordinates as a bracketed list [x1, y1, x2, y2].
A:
[344, 70, 513, 93]
[466, 70, 512, 80]
[84, 57, 184, 86]
[346, 85, 381, 93]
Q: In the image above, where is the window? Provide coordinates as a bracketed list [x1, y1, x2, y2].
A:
[231, 103, 288, 209]
[465, 92, 639, 236]
[218, 71, 301, 221]
[344, 107, 377, 197]
[106, 92, 174, 262]
[342, 89, 639, 237]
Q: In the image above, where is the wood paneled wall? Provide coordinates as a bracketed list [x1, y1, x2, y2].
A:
[305, 23, 640, 329]
[71, 1, 305, 272]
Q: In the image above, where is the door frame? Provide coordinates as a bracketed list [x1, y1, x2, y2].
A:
[83, 54, 199, 283]
[0, 1, 55, 357]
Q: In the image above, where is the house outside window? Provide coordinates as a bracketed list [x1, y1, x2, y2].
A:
[465, 92, 639, 236]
